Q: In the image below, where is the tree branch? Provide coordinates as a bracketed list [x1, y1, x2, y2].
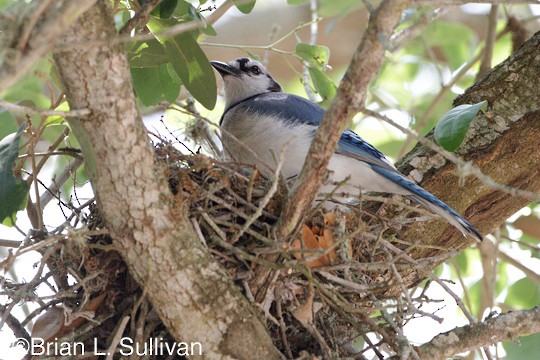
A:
[373, 30, 540, 295]
[415, 307, 540, 360]
[51, 1, 279, 359]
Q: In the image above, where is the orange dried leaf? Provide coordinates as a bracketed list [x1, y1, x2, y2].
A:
[291, 290, 314, 326]
[323, 212, 336, 226]
[291, 225, 331, 268]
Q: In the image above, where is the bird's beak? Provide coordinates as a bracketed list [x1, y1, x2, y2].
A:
[211, 61, 241, 77]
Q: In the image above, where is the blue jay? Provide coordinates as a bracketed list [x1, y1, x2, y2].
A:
[211, 58, 482, 241]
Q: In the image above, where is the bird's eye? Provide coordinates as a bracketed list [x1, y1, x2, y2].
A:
[251, 66, 261, 75]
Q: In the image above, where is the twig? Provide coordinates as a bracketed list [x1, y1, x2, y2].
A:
[0, 239, 22, 248]
[200, 18, 320, 55]
[119, 0, 161, 34]
[478, 5, 499, 79]
[105, 316, 130, 360]
[274, 287, 293, 359]
[0, 307, 30, 342]
[0, 100, 90, 117]
[17, 0, 55, 52]
[40, 158, 84, 211]
[390, 7, 448, 52]
[317, 271, 371, 292]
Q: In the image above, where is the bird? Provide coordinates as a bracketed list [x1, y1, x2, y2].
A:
[211, 57, 482, 241]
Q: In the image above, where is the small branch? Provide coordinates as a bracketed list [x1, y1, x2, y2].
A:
[119, 0, 162, 35]
[0, 99, 90, 117]
[390, 7, 448, 52]
[0, 239, 22, 248]
[0, 307, 31, 342]
[40, 157, 84, 211]
[488, 238, 540, 283]
[105, 316, 130, 360]
[415, 307, 540, 360]
[200, 17, 320, 55]
[477, 5, 499, 79]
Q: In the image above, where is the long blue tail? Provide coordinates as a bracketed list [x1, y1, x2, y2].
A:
[371, 166, 482, 241]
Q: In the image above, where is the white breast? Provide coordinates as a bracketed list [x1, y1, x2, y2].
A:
[221, 111, 315, 180]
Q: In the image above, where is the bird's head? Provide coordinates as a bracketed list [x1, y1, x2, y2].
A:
[211, 58, 282, 108]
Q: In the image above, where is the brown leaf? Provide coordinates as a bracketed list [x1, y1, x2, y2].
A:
[292, 225, 327, 268]
[31, 306, 64, 341]
[291, 288, 314, 326]
[513, 215, 540, 239]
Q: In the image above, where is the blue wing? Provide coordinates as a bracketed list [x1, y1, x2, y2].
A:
[238, 92, 324, 127]
[230, 92, 395, 170]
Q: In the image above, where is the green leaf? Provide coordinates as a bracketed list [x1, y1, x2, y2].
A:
[467, 279, 482, 317]
[148, 18, 217, 109]
[150, 0, 178, 18]
[504, 277, 540, 309]
[434, 101, 487, 152]
[295, 43, 330, 68]
[131, 64, 181, 106]
[504, 332, 540, 360]
[127, 40, 169, 68]
[44, 116, 65, 126]
[200, 22, 217, 36]
[307, 67, 337, 105]
[318, 0, 361, 17]
[0, 108, 18, 140]
[0, 125, 30, 226]
[232, 0, 256, 14]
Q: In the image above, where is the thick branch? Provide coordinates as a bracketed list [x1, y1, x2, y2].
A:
[397, 31, 540, 247]
[380, 31, 540, 294]
[275, 0, 412, 240]
[51, 1, 279, 359]
[416, 307, 540, 360]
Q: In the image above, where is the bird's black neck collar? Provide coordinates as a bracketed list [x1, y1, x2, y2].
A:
[220, 93, 269, 125]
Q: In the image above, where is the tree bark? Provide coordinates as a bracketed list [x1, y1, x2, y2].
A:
[415, 307, 540, 360]
[52, 2, 279, 359]
[387, 30, 540, 293]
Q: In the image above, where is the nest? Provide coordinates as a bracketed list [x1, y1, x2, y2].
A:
[5, 133, 456, 360]
[150, 136, 452, 358]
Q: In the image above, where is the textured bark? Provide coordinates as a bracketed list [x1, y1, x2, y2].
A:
[52, 2, 279, 359]
[387, 31, 540, 292]
[415, 307, 540, 360]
